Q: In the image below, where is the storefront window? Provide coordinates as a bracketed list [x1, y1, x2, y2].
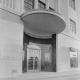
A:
[70, 51, 78, 68]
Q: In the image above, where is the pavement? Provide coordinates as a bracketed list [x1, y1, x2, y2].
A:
[0, 71, 80, 80]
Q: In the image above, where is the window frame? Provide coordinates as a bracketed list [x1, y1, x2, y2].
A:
[38, 0, 46, 9]
[24, 0, 34, 11]
[70, 19, 76, 34]
[69, 0, 75, 10]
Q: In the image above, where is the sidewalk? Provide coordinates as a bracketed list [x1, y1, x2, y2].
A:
[1, 71, 80, 80]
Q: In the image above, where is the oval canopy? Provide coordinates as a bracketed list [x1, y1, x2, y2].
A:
[21, 9, 66, 38]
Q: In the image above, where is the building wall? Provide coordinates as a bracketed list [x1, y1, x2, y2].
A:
[59, 0, 68, 33]
[57, 0, 80, 72]
[57, 33, 80, 72]
[0, 9, 23, 78]
[0, 0, 80, 78]
[76, 0, 80, 39]
[0, 0, 22, 14]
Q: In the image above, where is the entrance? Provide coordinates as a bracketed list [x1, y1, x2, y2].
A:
[22, 32, 56, 73]
[27, 44, 41, 72]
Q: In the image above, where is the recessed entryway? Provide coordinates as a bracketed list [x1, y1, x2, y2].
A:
[22, 32, 56, 73]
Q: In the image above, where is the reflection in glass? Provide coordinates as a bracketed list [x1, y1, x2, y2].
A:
[27, 46, 40, 71]
[41, 45, 52, 72]
[27, 43, 53, 72]
[34, 57, 38, 70]
[28, 57, 33, 70]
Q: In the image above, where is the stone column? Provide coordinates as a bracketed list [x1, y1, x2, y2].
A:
[51, 34, 56, 72]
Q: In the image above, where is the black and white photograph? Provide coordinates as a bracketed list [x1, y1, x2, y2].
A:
[0, 0, 80, 80]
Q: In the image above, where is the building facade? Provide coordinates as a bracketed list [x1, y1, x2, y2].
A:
[0, 0, 80, 78]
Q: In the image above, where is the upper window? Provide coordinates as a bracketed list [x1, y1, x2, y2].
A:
[38, 0, 46, 9]
[70, 19, 76, 34]
[24, 0, 34, 11]
[0, 0, 15, 10]
[69, 0, 75, 10]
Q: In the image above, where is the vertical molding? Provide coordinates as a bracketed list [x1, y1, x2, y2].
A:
[39, 49, 41, 71]
[12, 0, 13, 9]
[56, 34, 58, 72]
[56, 0, 58, 12]
[13, 0, 15, 9]
[21, 0, 25, 13]
[22, 33, 29, 73]
[58, 0, 60, 13]
[8, 0, 10, 8]
[34, 0, 38, 9]
[10, 0, 12, 8]
[0, 0, 2, 4]
[3, 0, 6, 6]
[20, 0, 22, 12]
[23, 43, 27, 72]
[46, 0, 49, 9]
[68, 0, 70, 34]
[75, 0, 77, 11]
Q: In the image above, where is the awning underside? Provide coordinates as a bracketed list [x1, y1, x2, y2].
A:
[21, 9, 66, 38]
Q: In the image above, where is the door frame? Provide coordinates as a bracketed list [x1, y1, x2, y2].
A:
[27, 47, 41, 72]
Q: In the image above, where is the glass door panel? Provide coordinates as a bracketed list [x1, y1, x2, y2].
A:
[34, 51, 40, 70]
[27, 47, 41, 71]
[28, 52, 34, 70]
